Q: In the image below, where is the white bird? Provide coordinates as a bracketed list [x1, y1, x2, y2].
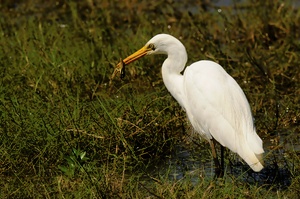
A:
[115, 34, 264, 176]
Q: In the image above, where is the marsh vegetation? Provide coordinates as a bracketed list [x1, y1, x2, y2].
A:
[0, 0, 299, 198]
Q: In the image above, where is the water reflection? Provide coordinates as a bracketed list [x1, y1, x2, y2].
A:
[150, 132, 298, 190]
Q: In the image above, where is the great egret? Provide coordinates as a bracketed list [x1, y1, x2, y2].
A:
[113, 34, 264, 176]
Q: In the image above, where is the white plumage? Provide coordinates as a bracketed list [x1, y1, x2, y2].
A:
[118, 34, 264, 172]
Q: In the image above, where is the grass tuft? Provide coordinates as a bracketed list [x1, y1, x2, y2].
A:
[0, 0, 299, 198]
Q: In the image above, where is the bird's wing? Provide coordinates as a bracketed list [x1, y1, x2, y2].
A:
[183, 60, 263, 154]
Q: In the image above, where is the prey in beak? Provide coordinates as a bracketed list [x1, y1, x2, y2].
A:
[109, 45, 153, 83]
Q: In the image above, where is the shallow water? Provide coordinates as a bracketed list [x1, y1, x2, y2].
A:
[148, 131, 298, 189]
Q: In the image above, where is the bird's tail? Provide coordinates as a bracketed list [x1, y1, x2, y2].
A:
[240, 148, 264, 172]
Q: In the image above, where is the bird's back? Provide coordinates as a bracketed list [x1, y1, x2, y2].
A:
[183, 60, 264, 171]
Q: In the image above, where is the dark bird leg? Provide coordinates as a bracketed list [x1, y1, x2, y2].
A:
[209, 139, 224, 178]
[220, 144, 224, 175]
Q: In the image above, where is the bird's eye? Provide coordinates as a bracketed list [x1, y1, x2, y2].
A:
[148, 43, 155, 50]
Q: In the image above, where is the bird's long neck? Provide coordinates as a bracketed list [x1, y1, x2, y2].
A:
[161, 51, 187, 109]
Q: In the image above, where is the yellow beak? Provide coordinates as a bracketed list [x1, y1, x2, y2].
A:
[121, 45, 151, 65]
[110, 45, 151, 81]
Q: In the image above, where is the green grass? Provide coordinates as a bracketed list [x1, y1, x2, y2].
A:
[0, 0, 299, 198]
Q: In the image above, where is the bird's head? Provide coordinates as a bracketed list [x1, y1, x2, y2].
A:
[119, 34, 183, 65]
[112, 34, 186, 79]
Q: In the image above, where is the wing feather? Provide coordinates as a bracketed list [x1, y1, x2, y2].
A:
[183, 60, 264, 170]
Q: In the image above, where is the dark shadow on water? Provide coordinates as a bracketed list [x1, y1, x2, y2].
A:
[230, 161, 292, 190]
[147, 142, 294, 190]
